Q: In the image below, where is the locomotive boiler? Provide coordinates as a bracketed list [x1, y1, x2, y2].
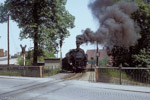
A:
[62, 42, 87, 72]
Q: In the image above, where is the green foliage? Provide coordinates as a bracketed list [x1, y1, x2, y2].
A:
[17, 49, 56, 66]
[136, 0, 150, 16]
[0, 0, 75, 64]
[17, 50, 34, 66]
[0, 2, 8, 23]
[111, 1, 150, 67]
[38, 49, 56, 62]
[133, 48, 150, 67]
[17, 56, 24, 66]
[17, 56, 33, 66]
[130, 1, 150, 67]
[99, 57, 109, 67]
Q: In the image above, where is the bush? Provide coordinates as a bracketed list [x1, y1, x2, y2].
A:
[17, 56, 33, 66]
[99, 57, 109, 67]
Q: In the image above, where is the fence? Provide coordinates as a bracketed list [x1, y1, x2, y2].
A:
[0, 65, 61, 77]
[96, 66, 150, 86]
[0, 65, 43, 77]
[43, 66, 61, 77]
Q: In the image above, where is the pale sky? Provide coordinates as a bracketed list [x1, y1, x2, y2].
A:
[0, 0, 102, 57]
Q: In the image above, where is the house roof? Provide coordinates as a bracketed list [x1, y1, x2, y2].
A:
[86, 49, 108, 60]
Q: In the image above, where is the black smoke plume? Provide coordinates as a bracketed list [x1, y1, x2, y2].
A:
[76, 0, 141, 49]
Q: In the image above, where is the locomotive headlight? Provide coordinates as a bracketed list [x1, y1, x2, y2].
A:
[70, 63, 72, 65]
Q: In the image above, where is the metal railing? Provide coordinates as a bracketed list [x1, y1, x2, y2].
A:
[96, 66, 150, 86]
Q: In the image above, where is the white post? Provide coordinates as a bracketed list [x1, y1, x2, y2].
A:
[24, 54, 26, 66]
[94, 65, 96, 82]
[23, 54, 26, 76]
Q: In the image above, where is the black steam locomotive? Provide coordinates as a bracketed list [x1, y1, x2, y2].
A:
[62, 47, 87, 72]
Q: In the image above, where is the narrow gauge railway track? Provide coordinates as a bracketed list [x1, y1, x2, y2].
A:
[0, 73, 83, 99]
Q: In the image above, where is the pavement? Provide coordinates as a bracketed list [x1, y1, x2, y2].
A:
[0, 76, 54, 95]
[0, 74, 150, 94]
[0, 58, 17, 64]
[0, 75, 150, 100]
[0, 73, 150, 100]
[0, 57, 8, 61]
[67, 80, 150, 93]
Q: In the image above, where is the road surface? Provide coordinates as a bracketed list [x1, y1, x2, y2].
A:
[0, 57, 17, 64]
[0, 74, 150, 100]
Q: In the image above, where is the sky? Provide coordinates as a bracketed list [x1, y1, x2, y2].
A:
[0, 0, 102, 57]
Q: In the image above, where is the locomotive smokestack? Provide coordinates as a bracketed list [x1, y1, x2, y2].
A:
[76, 0, 141, 49]
[76, 41, 80, 49]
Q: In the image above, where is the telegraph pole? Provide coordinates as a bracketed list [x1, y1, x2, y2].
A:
[60, 36, 62, 68]
[95, 42, 99, 82]
[96, 42, 99, 66]
[8, 14, 10, 66]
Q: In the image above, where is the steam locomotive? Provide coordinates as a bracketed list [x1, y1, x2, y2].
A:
[62, 46, 87, 72]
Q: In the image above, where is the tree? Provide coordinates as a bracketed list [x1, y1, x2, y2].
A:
[0, 0, 75, 65]
[108, 0, 150, 83]
[110, 0, 150, 67]
[99, 57, 109, 67]
[133, 48, 150, 67]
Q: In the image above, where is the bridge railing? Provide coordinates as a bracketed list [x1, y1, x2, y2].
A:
[96, 66, 150, 86]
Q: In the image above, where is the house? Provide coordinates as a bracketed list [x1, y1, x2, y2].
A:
[44, 58, 60, 68]
[0, 49, 8, 57]
[86, 49, 113, 67]
[86, 49, 108, 61]
[0, 49, 4, 57]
